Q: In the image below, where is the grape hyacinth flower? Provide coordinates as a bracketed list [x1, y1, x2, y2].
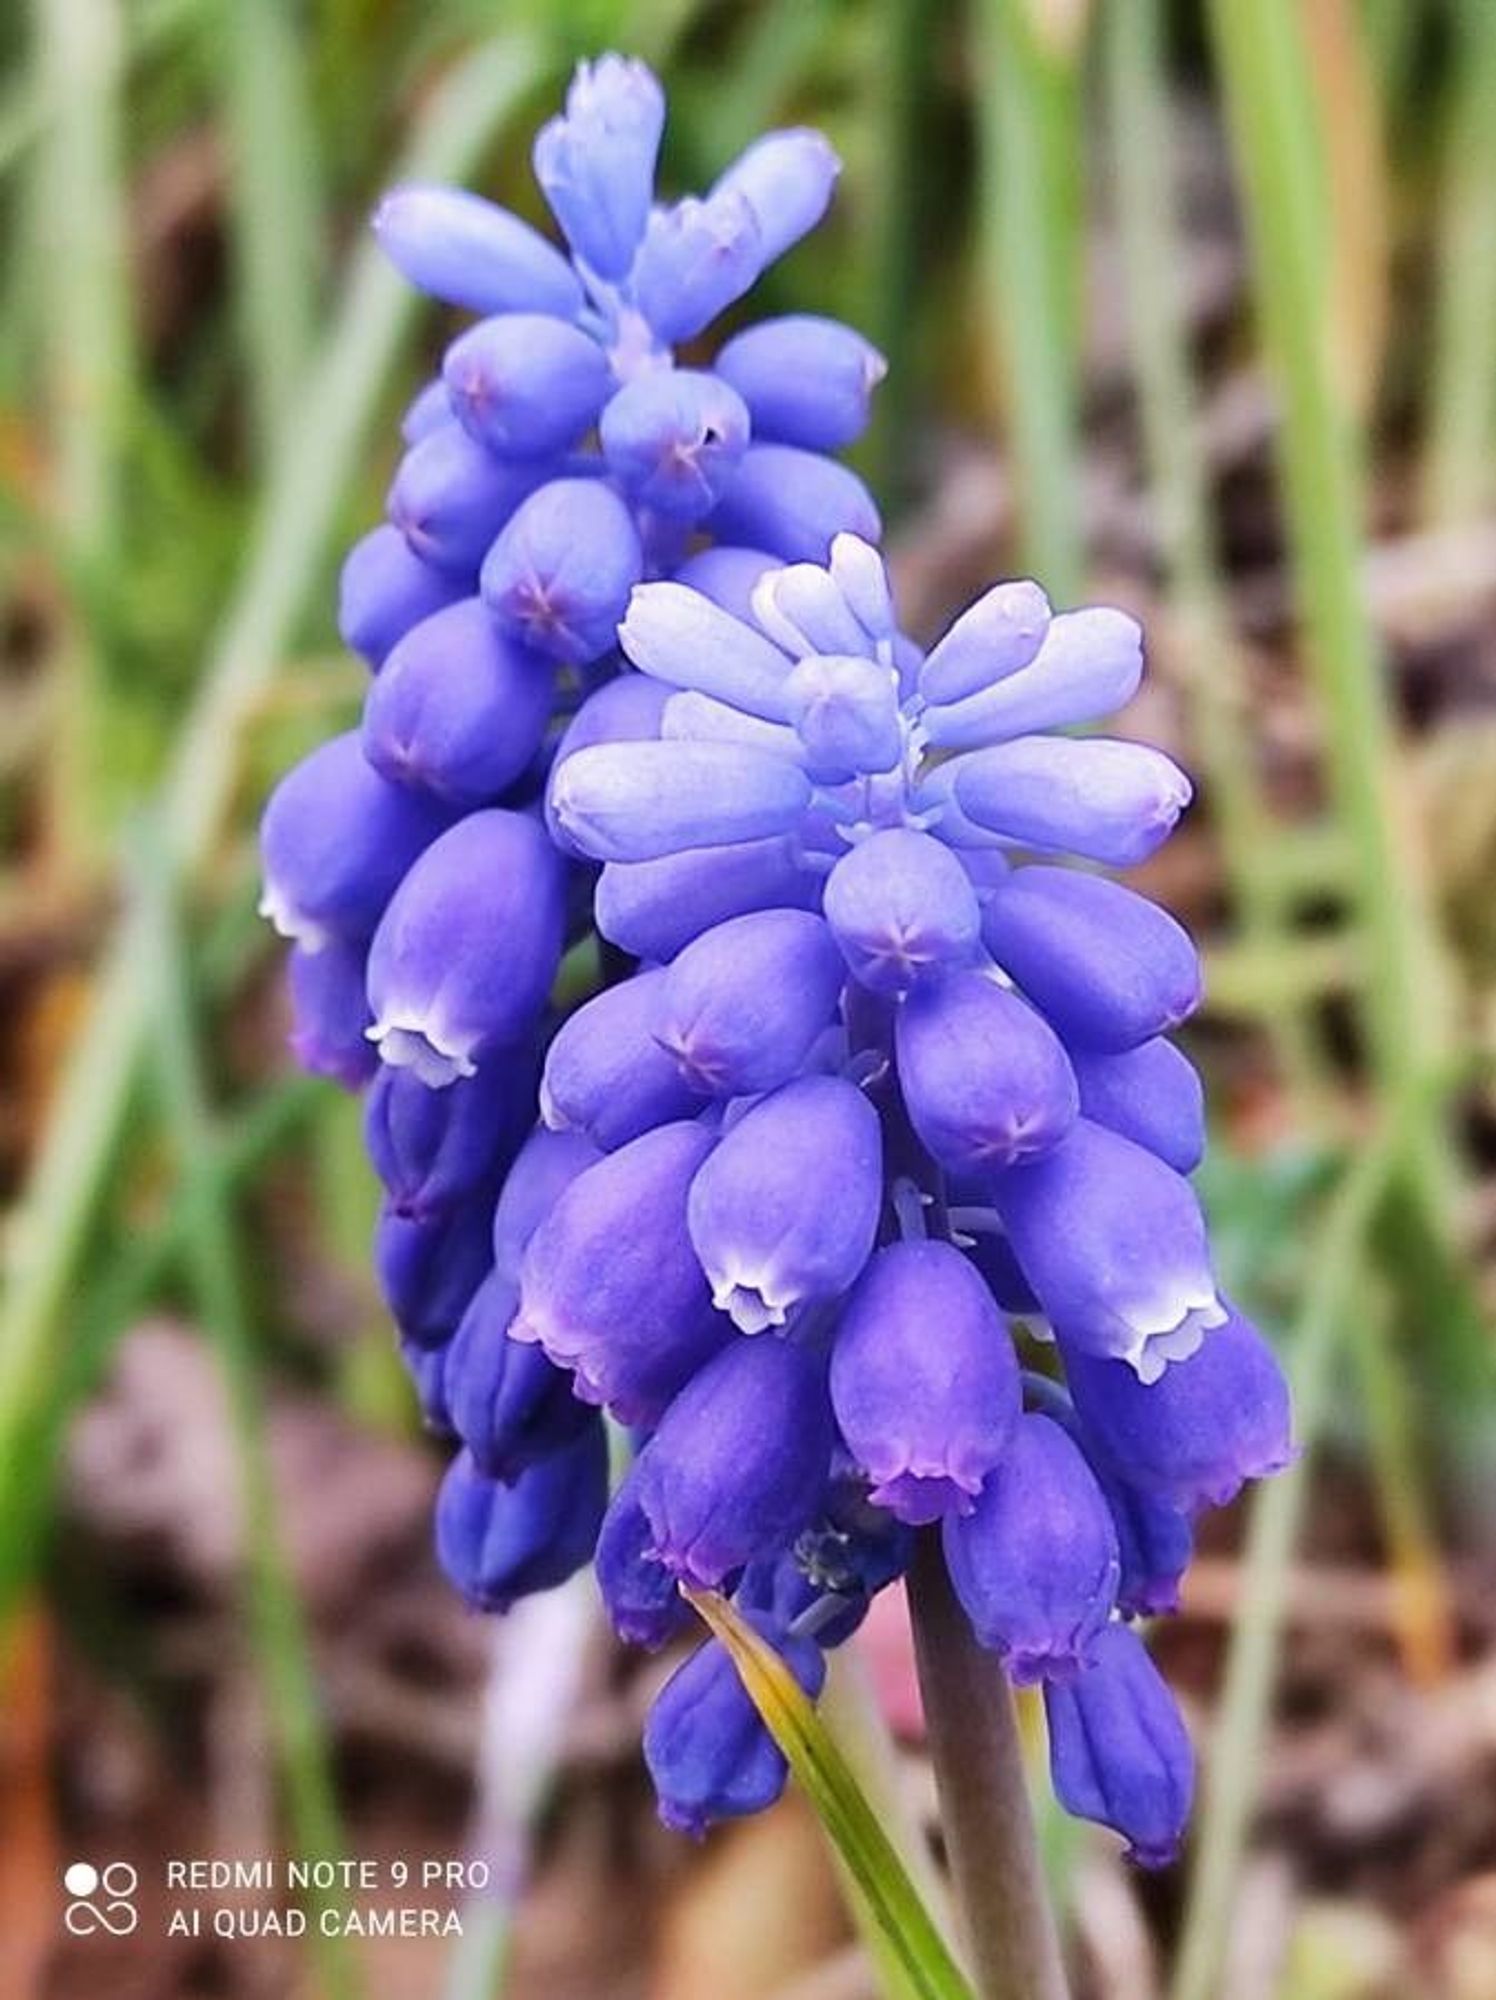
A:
[259, 50, 1295, 1893]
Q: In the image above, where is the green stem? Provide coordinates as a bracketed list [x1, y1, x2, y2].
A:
[1170, 1129, 1400, 2000]
[908, 1534, 1069, 2000]
[139, 839, 357, 2000]
[0, 33, 542, 1637]
[971, 0, 1087, 601]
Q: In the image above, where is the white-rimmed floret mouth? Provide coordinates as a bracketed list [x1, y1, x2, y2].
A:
[257, 884, 332, 954]
[1122, 1291, 1227, 1385]
[366, 1015, 476, 1089]
[709, 1269, 792, 1335]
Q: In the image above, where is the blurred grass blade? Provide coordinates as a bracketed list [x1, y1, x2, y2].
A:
[0, 33, 542, 1640]
[136, 828, 358, 2000]
[971, 0, 1087, 599]
[1171, 1128, 1399, 2000]
[219, 0, 323, 462]
[1422, 0, 1496, 525]
[686, 1587, 974, 2000]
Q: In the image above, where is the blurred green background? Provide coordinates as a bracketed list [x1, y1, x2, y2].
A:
[2, 3, 1496, 1998]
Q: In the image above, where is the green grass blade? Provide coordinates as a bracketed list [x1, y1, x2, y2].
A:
[136, 832, 358, 2000]
[0, 32, 542, 1637]
[971, 0, 1087, 600]
[219, 0, 324, 463]
[687, 1587, 975, 2000]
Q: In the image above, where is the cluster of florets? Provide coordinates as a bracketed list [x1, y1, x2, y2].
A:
[259, 55, 1294, 1872]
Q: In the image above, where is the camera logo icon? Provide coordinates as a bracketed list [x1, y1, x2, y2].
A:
[63, 1861, 139, 1937]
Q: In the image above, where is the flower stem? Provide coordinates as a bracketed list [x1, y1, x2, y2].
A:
[908, 1533, 1069, 2000]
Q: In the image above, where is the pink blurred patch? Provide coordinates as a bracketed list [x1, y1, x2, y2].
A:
[854, 1582, 926, 1741]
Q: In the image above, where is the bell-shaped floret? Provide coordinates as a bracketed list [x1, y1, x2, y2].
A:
[601, 371, 750, 522]
[830, 1240, 1020, 1523]
[387, 424, 549, 576]
[595, 836, 818, 962]
[364, 1057, 532, 1219]
[784, 653, 903, 781]
[362, 598, 554, 807]
[434, 1430, 608, 1615]
[338, 524, 465, 670]
[595, 1462, 690, 1649]
[823, 829, 982, 996]
[993, 1121, 1224, 1382]
[259, 732, 451, 951]
[541, 968, 702, 1149]
[543, 672, 671, 853]
[633, 1336, 834, 1587]
[619, 579, 796, 720]
[1043, 1624, 1194, 1868]
[943, 1412, 1119, 1682]
[549, 740, 812, 862]
[365, 810, 566, 1086]
[672, 545, 780, 620]
[895, 970, 1078, 1175]
[922, 607, 1142, 751]
[374, 1196, 496, 1349]
[916, 579, 1052, 706]
[490, 1125, 602, 1280]
[373, 184, 584, 319]
[532, 55, 665, 279]
[948, 737, 1192, 867]
[644, 1616, 826, 1836]
[443, 313, 612, 458]
[630, 190, 765, 344]
[715, 315, 885, 451]
[686, 1075, 883, 1333]
[287, 938, 377, 1089]
[1062, 1303, 1294, 1512]
[709, 444, 881, 564]
[980, 866, 1203, 1053]
[656, 910, 845, 1096]
[713, 128, 841, 264]
[480, 478, 643, 665]
[512, 1120, 730, 1424]
[1071, 1038, 1205, 1175]
[444, 1270, 592, 1479]
[750, 560, 873, 659]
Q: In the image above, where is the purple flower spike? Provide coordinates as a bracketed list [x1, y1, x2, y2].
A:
[601, 370, 751, 522]
[338, 524, 466, 670]
[490, 1125, 601, 1281]
[715, 315, 886, 451]
[916, 579, 1052, 706]
[259, 732, 451, 952]
[980, 866, 1203, 1053]
[949, 736, 1193, 867]
[366, 810, 566, 1086]
[619, 579, 797, 720]
[374, 1195, 496, 1349]
[481, 478, 644, 665]
[830, 1241, 1020, 1524]
[922, 607, 1143, 751]
[823, 829, 982, 996]
[714, 128, 841, 264]
[993, 1121, 1225, 1382]
[362, 598, 554, 807]
[541, 968, 701, 1149]
[512, 1120, 730, 1425]
[1043, 1624, 1194, 1868]
[631, 191, 765, 344]
[645, 1618, 826, 1837]
[944, 1412, 1120, 1682]
[443, 314, 613, 459]
[1062, 1303, 1295, 1512]
[596, 1464, 690, 1650]
[287, 938, 377, 1089]
[1072, 1039, 1206, 1176]
[444, 1271, 593, 1480]
[373, 184, 584, 319]
[896, 971, 1079, 1175]
[595, 836, 819, 962]
[708, 444, 881, 563]
[633, 1336, 834, 1587]
[387, 424, 548, 576]
[532, 55, 666, 279]
[434, 1430, 608, 1615]
[364, 1058, 531, 1219]
[656, 909, 845, 1096]
[549, 740, 812, 863]
[686, 1075, 883, 1333]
